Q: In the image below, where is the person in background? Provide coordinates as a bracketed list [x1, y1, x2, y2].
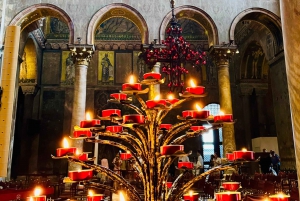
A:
[209, 154, 215, 168]
[112, 153, 122, 175]
[178, 154, 190, 162]
[195, 150, 204, 175]
[213, 152, 222, 167]
[259, 149, 272, 174]
[270, 150, 280, 174]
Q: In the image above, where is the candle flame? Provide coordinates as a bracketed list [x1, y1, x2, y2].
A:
[167, 94, 174, 100]
[195, 104, 202, 111]
[88, 190, 94, 196]
[129, 75, 135, 84]
[76, 149, 80, 155]
[34, 187, 42, 196]
[29, 197, 33, 201]
[242, 148, 247, 152]
[127, 151, 130, 154]
[119, 191, 126, 201]
[154, 95, 160, 100]
[63, 138, 69, 148]
[219, 111, 224, 115]
[277, 193, 285, 198]
[86, 112, 92, 120]
[190, 79, 196, 87]
[189, 190, 193, 197]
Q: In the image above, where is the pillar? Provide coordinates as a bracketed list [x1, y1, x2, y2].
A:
[0, 26, 21, 178]
[68, 44, 94, 171]
[148, 62, 161, 100]
[279, 0, 300, 185]
[209, 46, 237, 155]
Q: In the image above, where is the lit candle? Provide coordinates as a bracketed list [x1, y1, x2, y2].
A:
[159, 124, 172, 130]
[123, 114, 145, 124]
[106, 125, 123, 133]
[183, 191, 199, 201]
[80, 113, 101, 128]
[214, 111, 233, 123]
[119, 191, 126, 201]
[185, 80, 205, 95]
[233, 148, 254, 160]
[26, 187, 46, 201]
[226, 153, 235, 161]
[166, 182, 173, 189]
[87, 190, 104, 201]
[146, 95, 167, 108]
[178, 162, 194, 169]
[182, 104, 209, 119]
[222, 182, 240, 191]
[269, 193, 290, 201]
[120, 152, 132, 160]
[143, 72, 161, 80]
[68, 169, 94, 181]
[215, 192, 241, 201]
[122, 75, 142, 91]
[73, 126, 92, 138]
[166, 94, 179, 104]
[190, 126, 205, 132]
[160, 145, 184, 155]
[110, 93, 127, 100]
[102, 109, 121, 117]
[74, 150, 89, 161]
[56, 138, 77, 157]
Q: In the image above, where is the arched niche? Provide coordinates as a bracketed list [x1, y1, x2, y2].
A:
[19, 38, 37, 84]
[87, 3, 149, 44]
[9, 3, 74, 43]
[160, 5, 218, 47]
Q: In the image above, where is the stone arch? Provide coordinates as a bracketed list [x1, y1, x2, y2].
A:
[87, 3, 149, 44]
[9, 3, 74, 43]
[159, 5, 219, 47]
[229, 8, 282, 48]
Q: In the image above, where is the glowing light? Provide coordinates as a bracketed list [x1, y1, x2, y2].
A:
[63, 138, 69, 148]
[86, 112, 92, 120]
[34, 187, 42, 196]
[167, 94, 174, 100]
[195, 104, 202, 111]
[129, 75, 135, 84]
[88, 190, 94, 196]
[242, 148, 247, 152]
[190, 79, 196, 87]
[154, 95, 161, 100]
[76, 150, 80, 155]
[219, 111, 224, 115]
[127, 151, 131, 154]
[277, 193, 285, 198]
[29, 197, 33, 201]
[189, 190, 194, 197]
[119, 191, 126, 201]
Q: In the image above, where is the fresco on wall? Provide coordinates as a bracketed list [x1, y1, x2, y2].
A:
[45, 17, 69, 39]
[95, 17, 141, 41]
[98, 51, 114, 84]
[61, 51, 75, 85]
[19, 39, 37, 83]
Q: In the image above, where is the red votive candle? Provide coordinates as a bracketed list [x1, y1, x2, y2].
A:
[110, 93, 127, 100]
[87, 194, 105, 201]
[160, 124, 172, 130]
[122, 83, 142, 91]
[26, 196, 46, 201]
[222, 182, 240, 191]
[120, 153, 132, 160]
[186, 86, 205, 95]
[102, 109, 121, 117]
[178, 162, 194, 169]
[160, 145, 184, 155]
[166, 182, 173, 189]
[215, 192, 241, 201]
[73, 130, 92, 138]
[123, 114, 145, 124]
[269, 194, 290, 201]
[233, 150, 254, 160]
[68, 169, 94, 181]
[106, 126, 123, 133]
[56, 147, 77, 157]
[226, 153, 235, 161]
[166, 98, 179, 104]
[214, 114, 233, 122]
[190, 126, 205, 132]
[143, 72, 161, 80]
[182, 110, 209, 119]
[80, 119, 101, 128]
[183, 193, 199, 201]
[75, 153, 89, 161]
[146, 99, 167, 108]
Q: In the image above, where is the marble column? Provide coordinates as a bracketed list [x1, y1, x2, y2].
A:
[148, 62, 161, 100]
[279, 0, 300, 185]
[209, 46, 237, 155]
[68, 44, 94, 171]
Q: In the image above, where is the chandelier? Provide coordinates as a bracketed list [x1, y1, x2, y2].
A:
[141, 0, 207, 92]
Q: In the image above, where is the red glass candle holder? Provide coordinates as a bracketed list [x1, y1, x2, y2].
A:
[143, 72, 161, 80]
[73, 130, 92, 138]
[106, 126, 123, 133]
[215, 192, 241, 201]
[146, 99, 167, 108]
[75, 153, 88, 161]
[120, 153, 132, 160]
[87, 194, 105, 201]
[183, 193, 199, 201]
[68, 169, 94, 181]
[222, 182, 240, 191]
[80, 119, 101, 128]
[178, 162, 193, 169]
[166, 182, 173, 189]
[269, 194, 290, 201]
[110, 93, 127, 100]
[122, 83, 142, 91]
[166, 98, 179, 104]
[123, 114, 145, 124]
[186, 86, 205, 95]
[190, 126, 205, 132]
[26, 196, 46, 201]
[56, 147, 77, 157]
[182, 110, 209, 119]
[214, 114, 233, 122]
[160, 145, 184, 155]
[160, 124, 172, 130]
[226, 153, 235, 161]
[233, 150, 254, 160]
[102, 109, 121, 117]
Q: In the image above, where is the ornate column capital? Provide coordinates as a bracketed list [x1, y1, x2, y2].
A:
[209, 44, 238, 67]
[68, 44, 95, 66]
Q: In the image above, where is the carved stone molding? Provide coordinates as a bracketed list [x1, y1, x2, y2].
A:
[209, 44, 238, 66]
[68, 44, 95, 64]
[19, 83, 39, 95]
